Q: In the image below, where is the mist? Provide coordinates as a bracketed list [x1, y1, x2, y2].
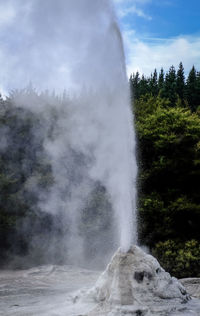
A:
[0, 0, 137, 268]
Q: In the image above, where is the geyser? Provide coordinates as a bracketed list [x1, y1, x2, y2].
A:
[1, 2, 200, 316]
[1, 0, 137, 262]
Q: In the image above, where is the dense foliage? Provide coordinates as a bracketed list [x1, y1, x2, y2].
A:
[0, 95, 58, 266]
[131, 63, 200, 277]
[0, 92, 113, 268]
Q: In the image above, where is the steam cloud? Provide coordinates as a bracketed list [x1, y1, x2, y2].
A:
[0, 0, 137, 265]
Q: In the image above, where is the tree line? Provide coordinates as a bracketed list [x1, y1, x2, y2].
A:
[130, 62, 200, 277]
[130, 62, 200, 112]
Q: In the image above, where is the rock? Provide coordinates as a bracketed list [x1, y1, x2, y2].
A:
[180, 278, 200, 299]
[82, 246, 191, 315]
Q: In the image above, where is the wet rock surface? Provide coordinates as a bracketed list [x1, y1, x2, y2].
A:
[180, 278, 200, 299]
[80, 246, 200, 315]
[0, 249, 200, 316]
[0, 265, 100, 316]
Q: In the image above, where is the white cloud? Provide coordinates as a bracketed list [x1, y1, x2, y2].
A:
[113, 0, 200, 76]
[117, 5, 152, 20]
[123, 31, 200, 76]
[113, 0, 152, 20]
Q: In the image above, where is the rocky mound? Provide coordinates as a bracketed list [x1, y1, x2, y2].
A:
[82, 246, 191, 315]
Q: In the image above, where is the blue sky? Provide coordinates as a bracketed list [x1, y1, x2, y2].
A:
[0, 0, 199, 95]
[114, 0, 200, 75]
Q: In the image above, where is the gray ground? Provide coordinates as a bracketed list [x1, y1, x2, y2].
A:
[0, 265, 200, 316]
[0, 265, 100, 316]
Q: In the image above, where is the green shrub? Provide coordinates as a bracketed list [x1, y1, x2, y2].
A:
[153, 239, 200, 278]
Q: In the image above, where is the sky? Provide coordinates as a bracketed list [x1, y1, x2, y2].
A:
[0, 0, 200, 95]
[114, 0, 200, 76]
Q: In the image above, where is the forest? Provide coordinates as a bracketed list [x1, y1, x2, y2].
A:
[0, 62, 200, 277]
[130, 62, 200, 277]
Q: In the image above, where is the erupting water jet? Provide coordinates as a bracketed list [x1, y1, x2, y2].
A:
[3, 0, 137, 263]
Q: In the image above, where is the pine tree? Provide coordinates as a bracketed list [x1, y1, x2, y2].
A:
[130, 71, 140, 99]
[158, 68, 164, 92]
[196, 71, 200, 110]
[176, 62, 185, 104]
[186, 66, 198, 112]
[149, 69, 158, 96]
[138, 75, 149, 96]
[161, 65, 177, 106]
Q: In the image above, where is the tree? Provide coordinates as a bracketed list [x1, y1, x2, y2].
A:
[196, 71, 200, 110]
[161, 66, 177, 106]
[158, 68, 164, 92]
[130, 72, 140, 99]
[176, 62, 185, 104]
[0, 96, 55, 264]
[186, 66, 198, 111]
[149, 69, 158, 96]
[136, 103, 200, 249]
[153, 239, 200, 278]
[130, 63, 200, 111]
[138, 75, 149, 96]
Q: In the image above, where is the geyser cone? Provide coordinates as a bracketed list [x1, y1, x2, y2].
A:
[85, 246, 190, 315]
